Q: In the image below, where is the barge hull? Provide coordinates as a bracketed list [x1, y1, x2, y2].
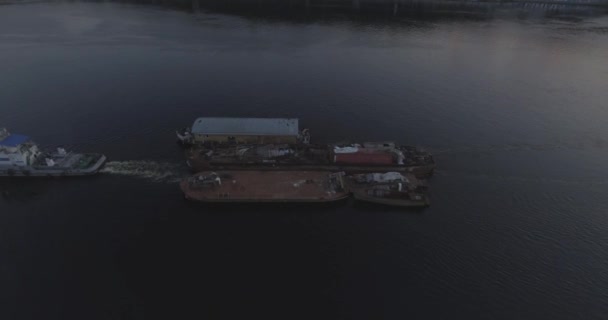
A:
[352, 193, 430, 207]
[181, 170, 348, 203]
[188, 161, 435, 178]
[184, 195, 350, 203]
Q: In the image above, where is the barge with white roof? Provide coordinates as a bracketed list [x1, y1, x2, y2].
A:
[177, 117, 310, 146]
[0, 128, 106, 177]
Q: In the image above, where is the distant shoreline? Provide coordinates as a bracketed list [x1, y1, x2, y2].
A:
[2, 0, 606, 18]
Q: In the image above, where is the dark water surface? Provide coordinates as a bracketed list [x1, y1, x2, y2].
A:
[1, 3, 608, 319]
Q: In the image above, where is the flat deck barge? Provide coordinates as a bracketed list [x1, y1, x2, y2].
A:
[181, 171, 349, 203]
[346, 172, 430, 207]
[187, 142, 435, 178]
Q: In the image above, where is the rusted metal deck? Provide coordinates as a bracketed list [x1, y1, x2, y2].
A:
[188, 160, 435, 178]
[181, 171, 349, 203]
[345, 172, 430, 207]
[185, 143, 436, 178]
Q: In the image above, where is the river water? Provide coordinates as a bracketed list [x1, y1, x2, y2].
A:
[1, 2, 608, 319]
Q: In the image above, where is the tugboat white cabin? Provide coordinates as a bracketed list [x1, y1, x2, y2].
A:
[0, 128, 106, 177]
[0, 128, 40, 167]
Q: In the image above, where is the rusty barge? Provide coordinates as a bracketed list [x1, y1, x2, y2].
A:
[186, 142, 435, 178]
[181, 170, 430, 207]
[347, 172, 430, 207]
[181, 171, 349, 203]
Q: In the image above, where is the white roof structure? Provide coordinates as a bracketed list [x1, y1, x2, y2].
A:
[191, 117, 299, 136]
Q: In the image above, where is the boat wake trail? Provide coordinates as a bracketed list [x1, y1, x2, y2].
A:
[100, 161, 187, 183]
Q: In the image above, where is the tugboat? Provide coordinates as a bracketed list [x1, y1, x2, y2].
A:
[181, 171, 348, 203]
[186, 141, 435, 178]
[347, 172, 430, 207]
[0, 128, 106, 177]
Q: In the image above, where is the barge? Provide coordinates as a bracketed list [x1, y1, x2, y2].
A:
[346, 172, 430, 207]
[177, 117, 310, 146]
[181, 170, 431, 207]
[0, 128, 106, 177]
[186, 142, 435, 178]
[181, 171, 348, 203]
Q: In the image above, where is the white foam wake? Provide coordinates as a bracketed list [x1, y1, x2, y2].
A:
[101, 160, 186, 183]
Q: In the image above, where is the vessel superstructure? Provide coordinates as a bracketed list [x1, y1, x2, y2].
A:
[0, 128, 106, 177]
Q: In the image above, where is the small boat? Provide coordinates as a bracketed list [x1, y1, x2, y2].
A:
[177, 117, 310, 146]
[186, 141, 435, 178]
[0, 128, 106, 177]
[181, 171, 348, 203]
[347, 172, 430, 207]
